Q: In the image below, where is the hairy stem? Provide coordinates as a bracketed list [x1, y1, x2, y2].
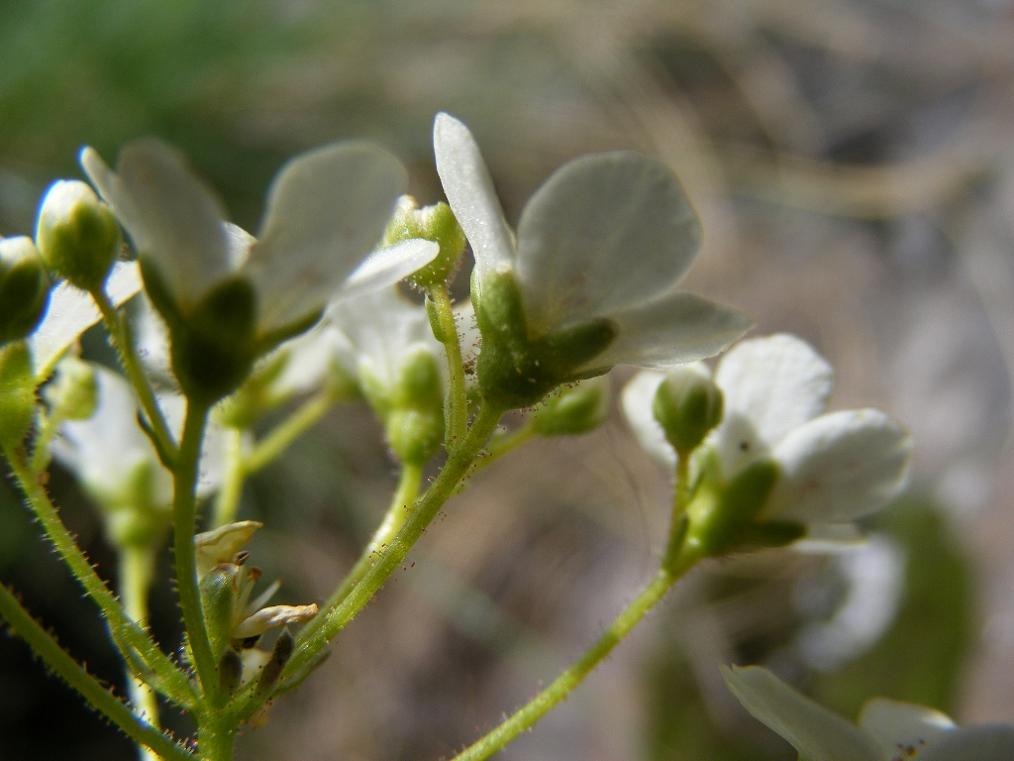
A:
[119, 545, 162, 761]
[3, 444, 194, 707]
[0, 583, 193, 761]
[91, 288, 176, 461]
[428, 285, 469, 446]
[171, 401, 217, 702]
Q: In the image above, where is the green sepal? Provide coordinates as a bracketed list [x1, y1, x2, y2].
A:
[257, 629, 294, 695]
[733, 520, 807, 551]
[172, 277, 258, 404]
[685, 458, 780, 557]
[199, 565, 238, 663]
[473, 272, 616, 410]
[532, 377, 611, 437]
[0, 342, 36, 447]
[218, 351, 290, 429]
[219, 649, 243, 695]
[652, 370, 723, 456]
[0, 240, 51, 345]
[425, 294, 445, 342]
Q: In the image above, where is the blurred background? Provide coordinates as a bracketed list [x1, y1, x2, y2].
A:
[2, 1, 1013, 759]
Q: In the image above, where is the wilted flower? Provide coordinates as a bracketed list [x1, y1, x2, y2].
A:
[723, 664, 1014, 761]
[433, 112, 748, 408]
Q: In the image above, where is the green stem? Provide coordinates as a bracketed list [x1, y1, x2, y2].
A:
[300, 461, 424, 644]
[3, 444, 195, 708]
[0, 583, 194, 761]
[171, 401, 217, 702]
[91, 288, 177, 461]
[195, 716, 235, 761]
[266, 403, 502, 709]
[428, 285, 469, 446]
[243, 390, 333, 475]
[119, 545, 162, 761]
[29, 406, 64, 474]
[450, 446, 701, 761]
[471, 419, 535, 474]
[211, 427, 246, 528]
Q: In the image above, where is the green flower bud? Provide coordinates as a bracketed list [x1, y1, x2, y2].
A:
[385, 349, 444, 464]
[652, 366, 723, 456]
[685, 458, 780, 557]
[0, 236, 50, 345]
[474, 271, 615, 410]
[383, 196, 466, 288]
[0, 341, 36, 447]
[532, 377, 611, 437]
[35, 180, 121, 291]
[44, 357, 98, 421]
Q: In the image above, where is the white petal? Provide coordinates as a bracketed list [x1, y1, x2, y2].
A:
[82, 141, 231, 310]
[50, 364, 172, 507]
[858, 698, 954, 756]
[340, 239, 439, 298]
[29, 260, 143, 380]
[233, 603, 318, 638]
[721, 665, 881, 761]
[792, 523, 868, 553]
[584, 291, 749, 373]
[715, 334, 833, 451]
[328, 286, 439, 392]
[918, 725, 1014, 761]
[766, 410, 912, 523]
[433, 113, 515, 283]
[620, 370, 677, 469]
[516, 152, 701, 332]
[247, 142, 406, 331]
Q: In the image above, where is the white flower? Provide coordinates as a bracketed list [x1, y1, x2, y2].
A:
[50, 362, 228, 513]
[80, 139, 437, 336]
[433, 112, 748, 375]
[623, 334, 911, 529]
[723, 664, 1014, 761]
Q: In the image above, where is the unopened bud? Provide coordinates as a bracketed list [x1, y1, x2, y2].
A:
[386, 349, 444, 464]
[0, 236, 50, 345]
[35, 180, 121, 291]
[532, 377, 611, 436]
[383, 196, 466, 288]
[199, 564, 239, 662]
[45, 357, 98, 421]
[652, 365, 723, 456]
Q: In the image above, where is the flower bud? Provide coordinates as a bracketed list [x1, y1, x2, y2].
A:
[44, 356, 98, 421]
[385, 349, 444, 464]
[35, 180, 121, 291]
[0, 341, 36, 447]
[383, 196, 466, 288]
[0, 236, 50, 345]
[532, 377, 611, 436]
[652, 365, 723, 456]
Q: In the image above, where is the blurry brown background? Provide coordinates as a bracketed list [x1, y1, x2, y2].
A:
[1, 1, 1013, 759]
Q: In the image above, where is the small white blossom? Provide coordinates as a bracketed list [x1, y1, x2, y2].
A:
[433, 112, 749, 374]
[50, 362, 229, 511]
[723, 664, 1014, 761]
[81, 139, 437, 335]
[623, 334, 911, 529]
